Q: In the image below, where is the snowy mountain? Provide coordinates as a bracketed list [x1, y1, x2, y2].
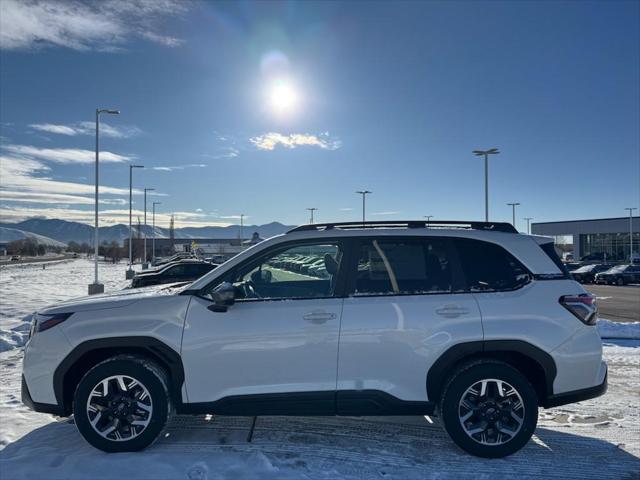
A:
[0, 226, 67, 247]
[0, 219, 295, 245]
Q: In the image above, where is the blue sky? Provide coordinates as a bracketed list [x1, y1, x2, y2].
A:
[1, 0, 638, 231]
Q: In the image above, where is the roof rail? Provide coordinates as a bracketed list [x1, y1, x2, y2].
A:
[287, 220, 517, 234]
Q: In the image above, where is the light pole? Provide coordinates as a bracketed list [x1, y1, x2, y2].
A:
[239, 214, 245, 250]
[524, 217, 533, 235]
[507, 202, 520, 230]
[306, 207, 318, 224]
[143, 188, 154, 268]
[355, 190, 372, 226]
[472, 148, 500, 221]
[424, 215, 433, 225]
[126, 164, 144, 279]
[625, 207, 637, 262]
[89, 108, 119, 295]
[152, 202, 161, 264]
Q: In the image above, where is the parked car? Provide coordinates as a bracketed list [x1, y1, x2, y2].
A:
[562, 262, 583, 272]
[22, 220, 605, 457]
[571, 264, 612, 284]
[594, 264, 640, 285]
[154, 252, 196, 267]
[10, 255, 21, 261]
[131, 259, 217, 288]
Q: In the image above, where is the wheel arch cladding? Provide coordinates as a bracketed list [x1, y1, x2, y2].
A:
[54, 337, 185, 415]
[426, 340, 557, 405]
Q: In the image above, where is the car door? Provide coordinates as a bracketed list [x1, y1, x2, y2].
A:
[181, 240, 347, 412]
[337, 236, 482, 410]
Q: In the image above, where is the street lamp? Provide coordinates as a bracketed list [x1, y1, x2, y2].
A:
[355, 190, 372, 226]
[306, 207, 318, 224]
[472, 148, 500, 221]
[524, 217, 533, 235]
[126, 164, 144, 279]
[89, 108, 120, 295]
[507, 202, 521, 230]
[143, 188, 154, 268]
[625, 207, 637, 262]
[424, 215, 433, 226]
[152, 202, 161, 265]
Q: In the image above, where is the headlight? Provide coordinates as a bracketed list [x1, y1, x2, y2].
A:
[32, 312, 73, 334]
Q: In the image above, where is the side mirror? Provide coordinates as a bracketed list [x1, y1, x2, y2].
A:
[207, 282, 235, 313]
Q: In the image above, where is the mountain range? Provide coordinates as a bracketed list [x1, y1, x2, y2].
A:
[0, 218, 295, 246]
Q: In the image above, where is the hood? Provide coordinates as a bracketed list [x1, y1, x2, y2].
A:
[39, 282, 189, 315]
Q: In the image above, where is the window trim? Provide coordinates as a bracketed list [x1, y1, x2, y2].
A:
[197, 237, 356, 303]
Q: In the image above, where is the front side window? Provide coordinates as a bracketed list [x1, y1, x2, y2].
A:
[209, 242, 343, 301]
[353, 238, 456, 296]
[455, 238, 530, 291]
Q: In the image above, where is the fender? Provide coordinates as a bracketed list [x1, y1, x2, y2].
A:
[53, 337, 185, 414]
[426, 340, 557, 403]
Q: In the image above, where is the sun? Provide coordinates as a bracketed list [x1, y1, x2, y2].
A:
[268, 79, 299, 114]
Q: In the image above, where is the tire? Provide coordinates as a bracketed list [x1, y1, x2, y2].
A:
[616, 277, 625, 286]
[73, 355, 172, 452]
[439, 360, 538, 458]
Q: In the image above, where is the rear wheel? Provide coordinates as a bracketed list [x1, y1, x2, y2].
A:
[616, 277, 625, 286]
[73, 355, 172, 452]
[439, 360, 538, 458]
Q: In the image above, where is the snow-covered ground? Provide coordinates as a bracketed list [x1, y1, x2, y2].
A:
[0, 260, 639, 479]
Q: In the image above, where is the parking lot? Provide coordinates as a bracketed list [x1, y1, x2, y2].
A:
[586, 284, 640, 323]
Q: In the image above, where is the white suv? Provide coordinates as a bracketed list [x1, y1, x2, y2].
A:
[22, 220, 607, 457]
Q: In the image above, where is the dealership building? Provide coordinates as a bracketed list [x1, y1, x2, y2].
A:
[531, 216, 639, 262]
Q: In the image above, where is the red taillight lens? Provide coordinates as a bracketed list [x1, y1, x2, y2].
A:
[559, 293, 598, 325]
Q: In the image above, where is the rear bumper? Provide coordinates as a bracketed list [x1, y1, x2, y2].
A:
[21, 374, 65, 416]
[542, 364, 607, 408]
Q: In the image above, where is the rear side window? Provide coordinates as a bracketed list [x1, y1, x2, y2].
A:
[539, 242, 570, 278]
[455, 238, 531, 291]
[353, 238, 459, 295]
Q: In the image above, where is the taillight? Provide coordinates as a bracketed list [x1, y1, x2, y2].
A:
[559, 293, 598, 325]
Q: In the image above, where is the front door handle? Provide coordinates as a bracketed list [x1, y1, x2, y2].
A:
[303, 311, 337, 324]
[435, 304, 469, 318]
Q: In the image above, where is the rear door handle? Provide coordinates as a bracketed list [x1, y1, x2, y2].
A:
[303, 311, 337, 324]
[435, 305, 469, 318]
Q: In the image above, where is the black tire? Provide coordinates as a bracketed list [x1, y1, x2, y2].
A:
[439, 360, 538, 458]
[616, 277, 625, 286]
[73, 355, 172, 452]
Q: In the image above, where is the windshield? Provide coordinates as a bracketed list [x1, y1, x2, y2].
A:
[573, 265, 594, 273]
[605, 265, 626, 273]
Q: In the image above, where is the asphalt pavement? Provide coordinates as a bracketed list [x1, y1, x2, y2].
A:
[586, 284, 640, 322]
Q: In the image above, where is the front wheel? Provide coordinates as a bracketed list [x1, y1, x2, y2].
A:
[439, 360, 538, 458]
[73, 355, 172, 452]
[616, 277, 625, 286]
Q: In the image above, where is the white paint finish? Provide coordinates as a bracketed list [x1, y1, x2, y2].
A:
[181, 296, 343, 402]
[22, 326, 71, 404]
[337, 293, 482, 402]
[474, 279, 604, 394]
[551, 326, 605, 393]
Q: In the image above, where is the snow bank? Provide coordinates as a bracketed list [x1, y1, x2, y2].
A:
[598, 318, 640, 339]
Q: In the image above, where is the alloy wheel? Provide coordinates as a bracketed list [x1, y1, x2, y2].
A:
[458, 378, 525, 446]
[86, 375, 153, 442]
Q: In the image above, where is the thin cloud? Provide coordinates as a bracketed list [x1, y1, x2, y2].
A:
[0, 0, 187, 51]
[372, 211, 401, 216]
[151, 164, 207, 172]
[250, 132, 341, 151]
[0, 190, 125, 206]
[339, 207, 354, 211]
[4, 145, 132, 164]
[29, 122, 141, 139]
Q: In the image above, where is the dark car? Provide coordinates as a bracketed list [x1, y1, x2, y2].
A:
[571, 264, 613, 284]
[594, 264, 640, 286]
[154, 252, 196, 267]
[131, 260, 217, 288]
[563, 262, 583, 272]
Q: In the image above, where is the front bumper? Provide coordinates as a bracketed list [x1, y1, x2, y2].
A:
[21, 374, 65, 416]
[542, 364, 608, 408]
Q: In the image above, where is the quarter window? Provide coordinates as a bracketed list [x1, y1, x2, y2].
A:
[354, 238, 456, 295]
[454, 238, 530, 291]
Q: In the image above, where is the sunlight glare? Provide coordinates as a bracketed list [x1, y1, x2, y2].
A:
[269, 79, 298, 114]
